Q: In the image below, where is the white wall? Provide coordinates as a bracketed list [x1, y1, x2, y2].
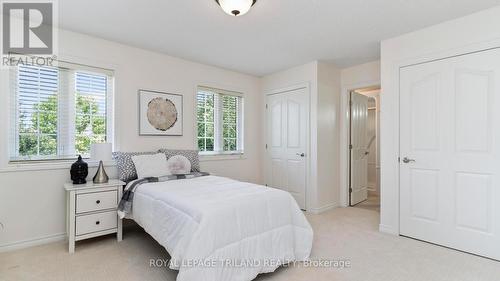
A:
[380, 6, 500, 234]
[316, 62, 341, 209]
[261, 61, 341, 213]
[0, 29, 263, 250]
[341, 61, 381, 87]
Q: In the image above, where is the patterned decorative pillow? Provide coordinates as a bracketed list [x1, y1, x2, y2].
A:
[158, 149, 200, 172]
[112, 151, 157, 182]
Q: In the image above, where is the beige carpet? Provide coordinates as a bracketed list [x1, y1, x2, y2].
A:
[354, 192, 380, 212]
[1, 207, 499, 281]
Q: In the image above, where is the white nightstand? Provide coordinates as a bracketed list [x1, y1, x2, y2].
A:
[64, 179, 125, 253]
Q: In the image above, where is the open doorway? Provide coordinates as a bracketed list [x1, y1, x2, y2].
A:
[349, 87, 380, 212]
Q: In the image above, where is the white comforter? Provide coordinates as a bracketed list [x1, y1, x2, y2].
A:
[130, 175, 313, 281]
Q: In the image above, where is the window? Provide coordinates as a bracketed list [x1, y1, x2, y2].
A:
[75, 72, 108, 155]
[10, 63, 113, 161]
[196, 86, 244, 155]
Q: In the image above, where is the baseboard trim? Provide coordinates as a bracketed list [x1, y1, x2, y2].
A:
[308, 202, 339, 214]
[0, 233, 66, 253]
[379, 224, 398, 235]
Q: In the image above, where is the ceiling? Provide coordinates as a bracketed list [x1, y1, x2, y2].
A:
[59, 0, 500, 76]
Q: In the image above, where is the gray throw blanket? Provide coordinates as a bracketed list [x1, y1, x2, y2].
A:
[117, 172, 209, 219]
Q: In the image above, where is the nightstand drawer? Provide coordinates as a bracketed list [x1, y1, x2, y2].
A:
[76, 190, 118, 214]
[76, 211, 117, 236]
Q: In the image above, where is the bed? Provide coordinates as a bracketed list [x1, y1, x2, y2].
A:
[112, 150, 313, 281]
[125, 175, 313, 281]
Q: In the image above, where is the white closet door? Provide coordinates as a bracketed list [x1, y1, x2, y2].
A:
[400, 48, 500, 260]
[350, 92, 369, 205]
[266, 87, 309, 210]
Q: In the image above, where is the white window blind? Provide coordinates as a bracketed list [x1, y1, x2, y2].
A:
[196, 86, 244, 154]
[197, 90, 215, 152]
[16, 66, 59, 158]
[75, 72, 108, 155]
[10, 64, 114, 161]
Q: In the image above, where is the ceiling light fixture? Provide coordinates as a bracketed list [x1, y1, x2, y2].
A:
[215, 0, 257, 17]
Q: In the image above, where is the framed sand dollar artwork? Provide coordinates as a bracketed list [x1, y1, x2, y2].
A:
[139, 90, 183, 136]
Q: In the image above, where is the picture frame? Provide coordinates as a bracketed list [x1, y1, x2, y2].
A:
[138, 89, 183, 136]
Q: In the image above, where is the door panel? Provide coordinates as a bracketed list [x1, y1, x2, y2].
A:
[410, 73, 440, 151]
[270, 101, 282, 147]
[400, 48, 500, 260]
[410, 168, 439, 222]
[455, 69, 492, 152]
[286, 159, 303, 194]
[287, 100, 301, 148]
[454, 172, 492, 234]
[266, 88, 309, 209]
[350, 92, 369, 205]
[271, 159, 284, 189]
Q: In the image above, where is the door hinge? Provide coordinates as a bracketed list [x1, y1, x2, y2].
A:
[349, 188, 353, 194]
[265, 144, 268, 149]
[398, 157, 400, 162]
[265, 104, 268, 109]
[349, 100, 353, 106]
[349, 144, 353, 149]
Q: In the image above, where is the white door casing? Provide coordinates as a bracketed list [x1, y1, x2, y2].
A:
[266, 87, 309, 210]
[350, 91, 369, 205]
[399, 48, 500, 260]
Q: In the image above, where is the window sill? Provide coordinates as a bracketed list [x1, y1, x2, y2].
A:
[199, 153, 246, 162]
[0, 160, 116, 173]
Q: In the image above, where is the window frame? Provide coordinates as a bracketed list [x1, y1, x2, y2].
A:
[8, 61, 114, 163]
[195, 86, 244, 158]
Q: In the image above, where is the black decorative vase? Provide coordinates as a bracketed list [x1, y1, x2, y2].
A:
[70, 155, 88, 184]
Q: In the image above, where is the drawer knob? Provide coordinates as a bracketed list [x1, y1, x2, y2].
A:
[95, 221, 100, 225]
[96, 200, 101, 204]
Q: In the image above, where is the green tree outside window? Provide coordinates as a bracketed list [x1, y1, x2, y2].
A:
[18, 94, 105, 157]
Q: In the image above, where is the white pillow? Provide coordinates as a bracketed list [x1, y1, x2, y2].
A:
[167, 155, 192, 175]
[131, 153, 170, 179]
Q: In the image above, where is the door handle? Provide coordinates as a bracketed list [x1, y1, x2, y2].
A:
[296, 153, 306, 157]
[402, 157, 416, 164]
